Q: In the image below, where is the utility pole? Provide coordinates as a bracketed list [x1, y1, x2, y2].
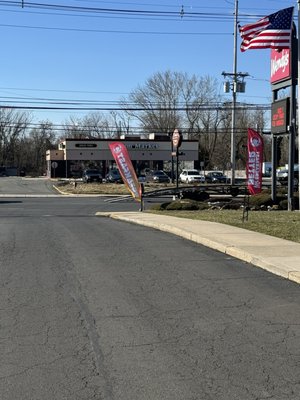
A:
[222, 0, 248, 185]
[222, 68, 249, 184]
[298, 0, 300, 211]
[232, 0, 238, 185]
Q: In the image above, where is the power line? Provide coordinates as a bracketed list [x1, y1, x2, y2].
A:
[0, 103, 271, 111]
[0, 1, 233, 17]
[0, 22, 232, 35]
[5, 95, 259, 106]
[0, 86, 129, 95]
[0, 1, 274, 22]
[0, 7, 236, 23]
[0, 120, 263, 134]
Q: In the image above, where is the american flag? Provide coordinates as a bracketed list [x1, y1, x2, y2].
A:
[239, 7, 294, 52]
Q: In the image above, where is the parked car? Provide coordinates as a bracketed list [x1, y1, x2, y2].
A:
[146, 170, 170, 183]
[138, 173, 146, 183]
[82, 169, 103, 183]
[205, 171, 228, 184]
[105, 169, 123, 183]
[70, 170, 82, 179]
[179, 169, 205, 184]
[277, 165, 299, 186]
[0, 166, 8, 177]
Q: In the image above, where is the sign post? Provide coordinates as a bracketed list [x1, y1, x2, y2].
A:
[270, 31, 297, 211]
[172, 129, 182, 194]
[51, 161, 58, 179]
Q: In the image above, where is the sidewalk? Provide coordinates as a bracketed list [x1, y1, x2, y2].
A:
[96, 211, 300, 285]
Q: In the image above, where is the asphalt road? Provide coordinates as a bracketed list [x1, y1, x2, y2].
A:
[0, 178, 300, 400]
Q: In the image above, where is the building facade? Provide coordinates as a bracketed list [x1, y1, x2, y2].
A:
[46, 135, 199, 178]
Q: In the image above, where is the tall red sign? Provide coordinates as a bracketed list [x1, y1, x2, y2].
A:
[109, 142, 142, 201]
[247, 129, 264, 195]
[270, 49, 291, 84]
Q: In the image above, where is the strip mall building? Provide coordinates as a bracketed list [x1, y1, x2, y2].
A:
[46, 134, 199, 178]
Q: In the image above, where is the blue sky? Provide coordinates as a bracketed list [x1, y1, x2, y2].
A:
[0, 0, 296, 127]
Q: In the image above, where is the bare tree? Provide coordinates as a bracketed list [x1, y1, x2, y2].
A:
[122, 71, 230, 167]
[182, 76, 226, 168]
[24, 121, 57, 175]
[110, 111, 133, 137]
[61, 113, 121, 139]
[81, 113, 112, 138]
[61, 116, 86, 139]
[121, 70, 183, 134]
[0, 108, 32, 168]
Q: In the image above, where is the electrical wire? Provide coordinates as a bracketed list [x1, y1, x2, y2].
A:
[0, 119, 262, 135]
[0, 103, 271, 111]
[0, 1, 275, 122]
[4, 95, 260, 107]
[0, 86, 129, 95]
[0, 22, 232, 35]
[0, 0, 274, 22]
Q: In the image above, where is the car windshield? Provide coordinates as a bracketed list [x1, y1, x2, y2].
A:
[154, 171, 166, 176]
[87, 169, 100, 174]
[111, 170, 121, 176]
[212, 172, 223, 176]
[187, 171, 200, 175]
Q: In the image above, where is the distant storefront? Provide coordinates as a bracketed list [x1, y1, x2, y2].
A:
[46, 134, 199, 178]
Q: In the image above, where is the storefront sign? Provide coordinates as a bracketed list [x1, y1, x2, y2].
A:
[75, 143, 97, 148]
[126, 143, 159, 150]
[271, 49, 290, 84]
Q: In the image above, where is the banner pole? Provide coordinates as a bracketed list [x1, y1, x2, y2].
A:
[298, 1, 300, 211]
[140, 183, 144, 212]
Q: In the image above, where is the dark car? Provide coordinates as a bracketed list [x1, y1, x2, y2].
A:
[82, 169, 103, 183]
[146, 170, 170, 183]
[205, 171, 228, 184]
[105, 169, 123, 183]
[0, 166, 8, 177]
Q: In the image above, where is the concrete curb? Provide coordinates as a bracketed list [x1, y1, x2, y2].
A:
[96, 212, 300, 285]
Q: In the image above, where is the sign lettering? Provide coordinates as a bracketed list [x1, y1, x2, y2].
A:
[271, 49, 291, 84]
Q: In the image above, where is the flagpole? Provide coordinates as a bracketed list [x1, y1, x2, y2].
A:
[231, 0, 238, 185]
[298, 1, 300, 211]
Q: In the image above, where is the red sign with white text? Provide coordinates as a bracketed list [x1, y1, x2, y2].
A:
[109, 142, 141, 202]
[247, 129, 263, 195]
[271, 98, 289, 134]
[270, 49, 291, 84]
